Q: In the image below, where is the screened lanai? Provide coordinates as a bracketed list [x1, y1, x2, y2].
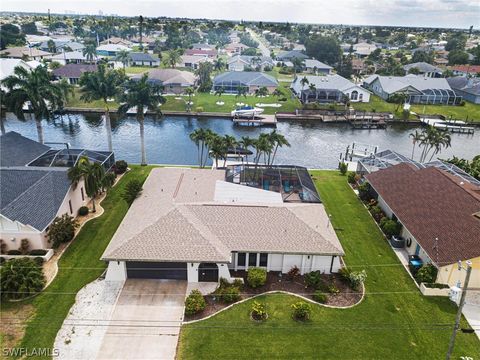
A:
[225, 164, 321, 203]
[28, 148, 115, 171]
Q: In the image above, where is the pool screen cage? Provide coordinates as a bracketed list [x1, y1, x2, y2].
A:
[226, 164, 321, 203]
[28, 148, 115, 171]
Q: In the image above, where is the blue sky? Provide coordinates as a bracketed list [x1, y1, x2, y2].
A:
[5, 0, 480, 29]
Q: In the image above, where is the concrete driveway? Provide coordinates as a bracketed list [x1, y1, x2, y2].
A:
[97, 279, 187, 360]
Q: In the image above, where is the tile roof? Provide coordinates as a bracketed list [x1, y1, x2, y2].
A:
[447, 76, 480, 96]
[0, 132, 50, 167]
[128, 52, 159, 62]
[291, 74, 363, 93]
[304, 59, 332, 70]
[102, 168, 344, 262]
[276, 50, 308, 60]
[366, 163, 480, 265]
[213, 71, 278, 87]
[403, 62, 443, 74]
[370, 75, 453, 94]
[133, 68, 196, 86]
[0, 47, 51, 58]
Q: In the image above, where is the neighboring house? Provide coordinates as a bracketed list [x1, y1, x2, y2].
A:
[96, 44, 132, 57]
[448, 65, 480, 77]
[365, 163, 480, 288]
[49, 51, 101, 65]
[433, 58, 449, 67]
[0, 46, 51, 60]
[127, 52, 160, 67]
[447, 76, 480, 104]
[178, 55, 213, 70]
[191, 43, 216, 51]
[363, 74, 461, 105]
[0, 59, 34, 82]
[353, 42, 377, 57]
[0, 132, 114, 251]
[101, 37, 133, 46]
[352, 58, 367, 75]
[291, 74, 371, 103]
[38, 40, 85, 53]
[102, 166, 344, 282]
[212, 71, 278, 94]
[184, 48, 217, 58]
[228, 32, 240, 44]
[227, 55, 274, 71]
[303, 59, 333, 75]
[224, 42, 250, 55]
[403, 62, 443, 78]
[53, 64, 98, 84]
[132, 69, 196, 94]
[276, 50, 308, 62]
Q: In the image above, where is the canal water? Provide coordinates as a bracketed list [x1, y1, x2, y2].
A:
[2, 112, 479, 168]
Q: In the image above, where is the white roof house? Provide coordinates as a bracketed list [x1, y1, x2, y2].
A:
[96, 44, 132, 56]
[0, 59, 32, 82]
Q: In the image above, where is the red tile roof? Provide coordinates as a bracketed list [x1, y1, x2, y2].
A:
[366, 163, 480, 265]
[450, 65, 480, 74]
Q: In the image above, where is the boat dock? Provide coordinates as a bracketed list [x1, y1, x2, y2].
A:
[232, 114, 277, 126]
[420, 116, 475, 134]
[349, 119, 387, 129]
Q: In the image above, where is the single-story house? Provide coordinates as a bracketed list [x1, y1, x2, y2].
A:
[448, 65, 480, 77]
[0, 59, 39, 85]
[403, 62, 443, 78]
[363, 74, 462, 105]
[291, 74, 371, 103]
[352, 42, 377, 57]
[303, 59, 333, 75]
[101, 37, 133, 47]
[96, 44, 132, 57]
[227, 55, 274, 71]
[184, 48, 217, 58]
[212, 71, 278, 94]
[127, 52, 160, 67]
[0, 47, 51, 61]
[352, 58, 367, 74]
[365, 163, 480, 288]
[447, 76, 480, 104]
[38, 40, 84, 53]
[102, 166, 344, 282]
[224, 42, 250, 55]
[178, 55, 213, 70]
[0, 132, 114, 251]
[191, 43, 216, 51]
[132, 69, 196, 94]
[49, 51, 101, 65]
[276, 50, 308, 62]
[53, 64, 98, 84]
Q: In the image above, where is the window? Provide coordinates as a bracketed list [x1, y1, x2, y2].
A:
[68, 200, 73, 214]
[351, 90, 358, 101]
[359, 93, 363, 101]
[259, 253, 268, 267]
[237, 253, 246, 267]
[248, 253, 257, 267]
[80, 187, 85, 201]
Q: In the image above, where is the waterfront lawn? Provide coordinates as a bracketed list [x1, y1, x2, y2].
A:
[0, 166, 153, 356]
[177, 171, 480, 360]
[66, 87, 119, 110]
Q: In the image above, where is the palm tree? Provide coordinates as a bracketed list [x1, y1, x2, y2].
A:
[189, 128, 209, 168]
[269, 130, 290, 165]
[213, 58, 225, 71]
[83, 43, 97, 64]
[79, 64, 125, 152]
[67, 156, 105, 212]
[116, 49, 130, 69]
[236, 87, 248, 98]
[309, 83, 317, 102]
[272, 88, 283, 98]
[0, 258, 45, 300]
[300, 76, 309, 91]
[163, 49, 181, 68]
[1, 65, 72, 143]
[222, 135, 238, 167]
[214, 86, 225, 98]
[47, 39, 56, 53]
[118, 73, 165, 165]
[206, 133, 226, 168]
[255, 86, 268, 97]
[239, 136, 254, 163]
[184, 87, 195, 112]
[409, 130, 422, 160]
[291, 57, 304, 76]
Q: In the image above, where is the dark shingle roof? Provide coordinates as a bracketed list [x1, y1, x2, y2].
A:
[128, 52, 159, 62]
[53, 64, 97, 79]
[0, 132, 50, 167]
[447, 76, 480, 96]
[213, 71, 278, 87]
[276, 50, 309, 61]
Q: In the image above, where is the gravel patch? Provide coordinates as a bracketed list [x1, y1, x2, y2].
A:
[54, 279, 124, 360]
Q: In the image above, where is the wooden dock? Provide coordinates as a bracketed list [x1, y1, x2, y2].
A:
[419, 117, 475, 134]
[349, 119, 387, 129]
[232, 114, 277, 126]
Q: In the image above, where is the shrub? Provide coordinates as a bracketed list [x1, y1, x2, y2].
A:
[19, 239, 30, 255]
[0, 239, 6, 254]
[291, 301, 311, 321]
[287, 265, 300, 280]
[251, 301, 267, 320]
[7, 250, 21, 255]
[0, 258, 45, 300]
[114, 160, 128, 174]
[415, 264, 438, 284]
[184, 289, 206, 315]
[338, 162, 348, 175]
[48, 214, 78, 248]
[232, 278, 244, 289]
[77, 206, 89, 216]
[369, 206, 385, 223]
[328, 284, 339, 295]
[357, 182, 371, 201]
[33, 257, 44, 266]
[278, 97, 288, 102]
[29, 249, 48, 256]
[195, 106, 204, 112]
[218, 286, 240, 303]
[347, 171, 356, 184]
[102, 171, 116, 191]
[423, 282, 449, 289]
[338, 267, 351, 283]
[313, 290, 327, 303]
[349, 270, 367, 291]
[380, 218, 401, 237]
[122, 179, 143, 205]
[0, 257, 5, 265]
[304, 271, 322, 288]
[247, 267, 267, 288]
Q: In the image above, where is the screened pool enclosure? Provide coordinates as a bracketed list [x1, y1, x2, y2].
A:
[28, 148, 115, 171]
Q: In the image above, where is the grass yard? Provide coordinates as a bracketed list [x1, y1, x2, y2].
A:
[66, 87, 119, 110]
[0, 166, 153, 357]
[177, 171, 480, 359]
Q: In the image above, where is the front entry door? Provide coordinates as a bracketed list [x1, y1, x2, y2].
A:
[198, 263, 219, 282]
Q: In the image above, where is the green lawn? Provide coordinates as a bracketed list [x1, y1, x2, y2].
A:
[0, 166, 153, 357]
[177, 171, 480, 359]
[66, 87, 119, 110]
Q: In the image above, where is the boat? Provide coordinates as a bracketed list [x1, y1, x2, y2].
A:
[231, 106, 264, 118]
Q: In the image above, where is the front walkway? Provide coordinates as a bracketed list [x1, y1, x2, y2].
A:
[464, 290, 480, 340]
[97, 279, 187, 360]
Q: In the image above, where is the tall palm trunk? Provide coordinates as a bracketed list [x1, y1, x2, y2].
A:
[411, 142, 416, 160]
[138, 111, 147, 166]
[35, 117, 44, 144]
[104, 105, 113, 151]
[0, 117, 6, 135]
[91, 197, 96, 213]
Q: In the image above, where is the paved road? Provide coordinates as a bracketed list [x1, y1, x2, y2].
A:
[246, 28, 270, 57]
[97, 279, 187, 360]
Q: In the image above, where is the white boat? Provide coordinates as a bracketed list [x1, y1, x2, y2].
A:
[231, 106, 264, 118]
[126, 106, 148, 115]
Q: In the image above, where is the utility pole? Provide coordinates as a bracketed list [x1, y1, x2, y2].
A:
[445, 260, 472, 360]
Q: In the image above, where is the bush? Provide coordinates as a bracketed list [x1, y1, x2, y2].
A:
[287, 265, 300, 280]
[349, 270, 367, 291]
[357, 182, 371, 201]
[77, 206, 89, 216]
[0, 258, 45, 300]
[19, 239, 30, 255]
[251, 301, 267, 320]
[304, 271, 322, 288]
[114, 160, 128, 174]
[291, 301, 311, 321]
[218, 286, 240, 303]
[415, 264, 438, 284]
[380, 218, 401, 237]
[278, 97, 288, 102]
[48, 214, 79, 248]
[328, 284, 339, 295]
[347, 171, 356, 184]
[232, 278, 244, 289]
[0, 257, 5, 265]
[313, 290, 327, 303]
[195, 106, 204, 112]
[33, 257, 44, 266]
[339, 162, 348, 175]
[369, 206, 385, 223]
[247, 267, 267, 288]
[338, 267, 351, 283]
[0, 239, 6, 254]
[184, 289, 206, 315]
[122, 179, 143, 205]
[29, 249, 48, 256]
[423, 282, 449, 289]
[7, 250, 21, 255]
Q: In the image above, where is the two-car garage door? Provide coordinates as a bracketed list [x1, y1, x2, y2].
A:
[126, 262, 187, 280]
